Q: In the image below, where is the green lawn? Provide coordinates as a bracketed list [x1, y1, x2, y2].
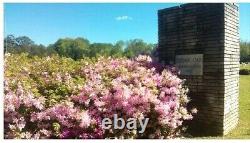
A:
[224, 75, 250, 139]
[188, 65, 250, 139]
[240, 64, 250, 70]
[194, 75, 250, 139]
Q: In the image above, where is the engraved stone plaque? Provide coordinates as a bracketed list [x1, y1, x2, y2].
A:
[175, 54, 203, 75]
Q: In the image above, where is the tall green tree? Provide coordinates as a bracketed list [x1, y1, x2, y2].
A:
[4, 35, 56, 57]
[4, 35, 16, 53]
[124, 39, 153, 58]
[110, 40, 124, 57]
[4, 35, 35, 54]
[240, 41, 250, 62]
[15, 36, 35, 47]
[89, 43, 113, 57]
[52, 37, 90, 60]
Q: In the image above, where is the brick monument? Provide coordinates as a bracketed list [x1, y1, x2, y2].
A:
[158, 3, 239, 136]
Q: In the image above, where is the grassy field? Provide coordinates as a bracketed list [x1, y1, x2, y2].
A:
[224, 75, 250, 139]
[218, 64, 250, 139]
[240, 64, 250, 70]
[196, 75, 250, 139]
[194, 65, 250, 139]
[222, 64, 250, 138]
[224, 64, 250, 138]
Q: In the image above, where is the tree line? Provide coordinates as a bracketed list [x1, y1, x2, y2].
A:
[240, 41, 250, 63]
[4, 35, 250, 62]
[4, 35, 155, 60]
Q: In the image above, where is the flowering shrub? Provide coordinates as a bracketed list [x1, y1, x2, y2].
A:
[4, 53, 196, 139]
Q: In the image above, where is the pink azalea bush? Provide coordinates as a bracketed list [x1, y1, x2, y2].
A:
[4, 53, 196, 139]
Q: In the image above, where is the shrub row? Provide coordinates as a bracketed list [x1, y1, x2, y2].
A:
[240, 64, 250, 75]
[4, 53, 196, 139]
[240, 69, 250, 75]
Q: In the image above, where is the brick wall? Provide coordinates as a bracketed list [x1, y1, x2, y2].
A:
[223, 3, 239, 135]
[158, 3, 239, 136]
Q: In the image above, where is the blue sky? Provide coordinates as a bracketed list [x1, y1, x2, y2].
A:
[4, 3, 250, 46]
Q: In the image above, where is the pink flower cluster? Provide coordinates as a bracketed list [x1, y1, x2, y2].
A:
[4, 54, 196, 139]
[4, 81, 46, 139]
[71, 55, 195, 138]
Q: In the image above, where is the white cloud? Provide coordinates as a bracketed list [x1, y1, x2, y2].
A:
[115, 16, 133, 21]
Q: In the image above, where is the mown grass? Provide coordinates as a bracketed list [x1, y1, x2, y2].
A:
[193, 65, 250, 139]
[224, 75, 250, 138]
[240, 64, 250, 70]
[224, 64, 250, 138]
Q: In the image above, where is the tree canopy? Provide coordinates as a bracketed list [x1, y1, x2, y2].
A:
[4, 35, 156, 60]
[124, 39, 154, 58]
[240, 41, 250, 62]
[51, 38, 90, 60]
[6, 35, 250, 62]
